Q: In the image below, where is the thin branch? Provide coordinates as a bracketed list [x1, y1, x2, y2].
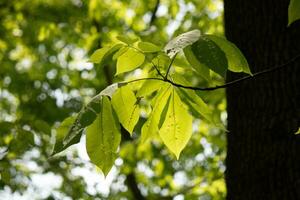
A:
[149, 0, 160, 27]
[120, 53, 300, 91]
[164, 54, 177, 80]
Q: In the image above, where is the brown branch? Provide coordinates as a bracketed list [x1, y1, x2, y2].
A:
[121, 53, 300, 91]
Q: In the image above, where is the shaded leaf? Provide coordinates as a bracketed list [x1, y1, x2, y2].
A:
[184, 45, 211, 81]
[116, 48, 145, 75]
[288, 0, 300, 26]
[205, 35, 251, 75]
[51, 115, 78, 156]
[190, 36, 228, 77]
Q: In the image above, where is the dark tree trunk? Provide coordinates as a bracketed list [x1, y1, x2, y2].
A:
[224, 0, 300, 199]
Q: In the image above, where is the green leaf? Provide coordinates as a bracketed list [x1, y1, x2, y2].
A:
[205, 35, 251, 75]
[164, 29, 200, 57]
[63, 95, 102, 147]
[90, 43, 123, 63]
[159, 89, 193, 159]
[116, 48, 145, 75]
[177, 88, 213, 123]
[136, 80, 165, 97]
[183, 45, 211, 81]
[51, 115, 78, 156]
[190, 36, 228, 77]
[111, 86, 140, 134]
[113, 46, 129, 60]
[86, 96, 121, 176]
[116, 35, 138, 44]
[288, 0, 300, 26]
[137, 42, 161, 53]
[141, 85, 172, 143]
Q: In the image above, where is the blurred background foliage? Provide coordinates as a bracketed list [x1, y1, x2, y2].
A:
[0, 0, 226, 199]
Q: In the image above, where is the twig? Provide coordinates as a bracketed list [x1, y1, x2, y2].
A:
[164, 54, 177, 80]
[120, 53, 300, 91]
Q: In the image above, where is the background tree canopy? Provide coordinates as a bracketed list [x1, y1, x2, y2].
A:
[1, 0, 299, 200]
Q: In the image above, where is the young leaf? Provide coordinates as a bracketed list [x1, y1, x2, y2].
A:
[111, 86, 140, 134]
[90, 43, 123, 64]
[113, 46, 129, 60]
[159, 89, 193, 159]
[116, 35, 138, 44]
[205, 35, 251, 75]
[136, 80, 166, 97]
[164, 29, 200, 58]
[190, 36, 228, 77]
[288, 0, 300, 26]
[86, 96, 121, 176]
[141, 85, 172, 143]
[116, 48, 145, 75]
[137, 42, 161, 53]
[51, 115, 79, 156]
[183, 46, 211, 81]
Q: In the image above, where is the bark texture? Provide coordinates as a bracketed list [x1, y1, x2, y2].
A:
[224, 0, 300, 199]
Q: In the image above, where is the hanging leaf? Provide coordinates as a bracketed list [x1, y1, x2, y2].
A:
[111, 86, 140, 134]
[164, 29, 200, 58]
[183, 46, 211, 81]
[63, 95, 101, 147]
[116, 48, 145, 75]
[90, 43, 123, 63]
[288, 0, 300, 26]
[86, 96, 121, 176]
[51, 115, 78, 156]
[205, 35, 251, 75]
[190, 36, 228, 77]
[159, 89, 193, 159]
[138, 42, 161, 53]
[141, 85, 172, 143]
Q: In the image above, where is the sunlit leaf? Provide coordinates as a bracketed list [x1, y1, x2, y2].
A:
[86, 96, 121, 176]
[90, 43, 123, 63]
[141, 85, 172, 143]
[159, 89, 193, 159]
[164, 29, 200, 58]
[136, 80, 165, 97]
[138, 42, 161, 53]
[116, 48, 145, 75]
[111, 86, 140, 134]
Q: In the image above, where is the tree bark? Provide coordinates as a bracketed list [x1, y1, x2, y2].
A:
[224, 0, 300, 199]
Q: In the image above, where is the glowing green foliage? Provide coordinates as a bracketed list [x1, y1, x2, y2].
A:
[159, 89, 193, 159]
[111, 86, 140, 134]
[86, 96, 121, 176]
